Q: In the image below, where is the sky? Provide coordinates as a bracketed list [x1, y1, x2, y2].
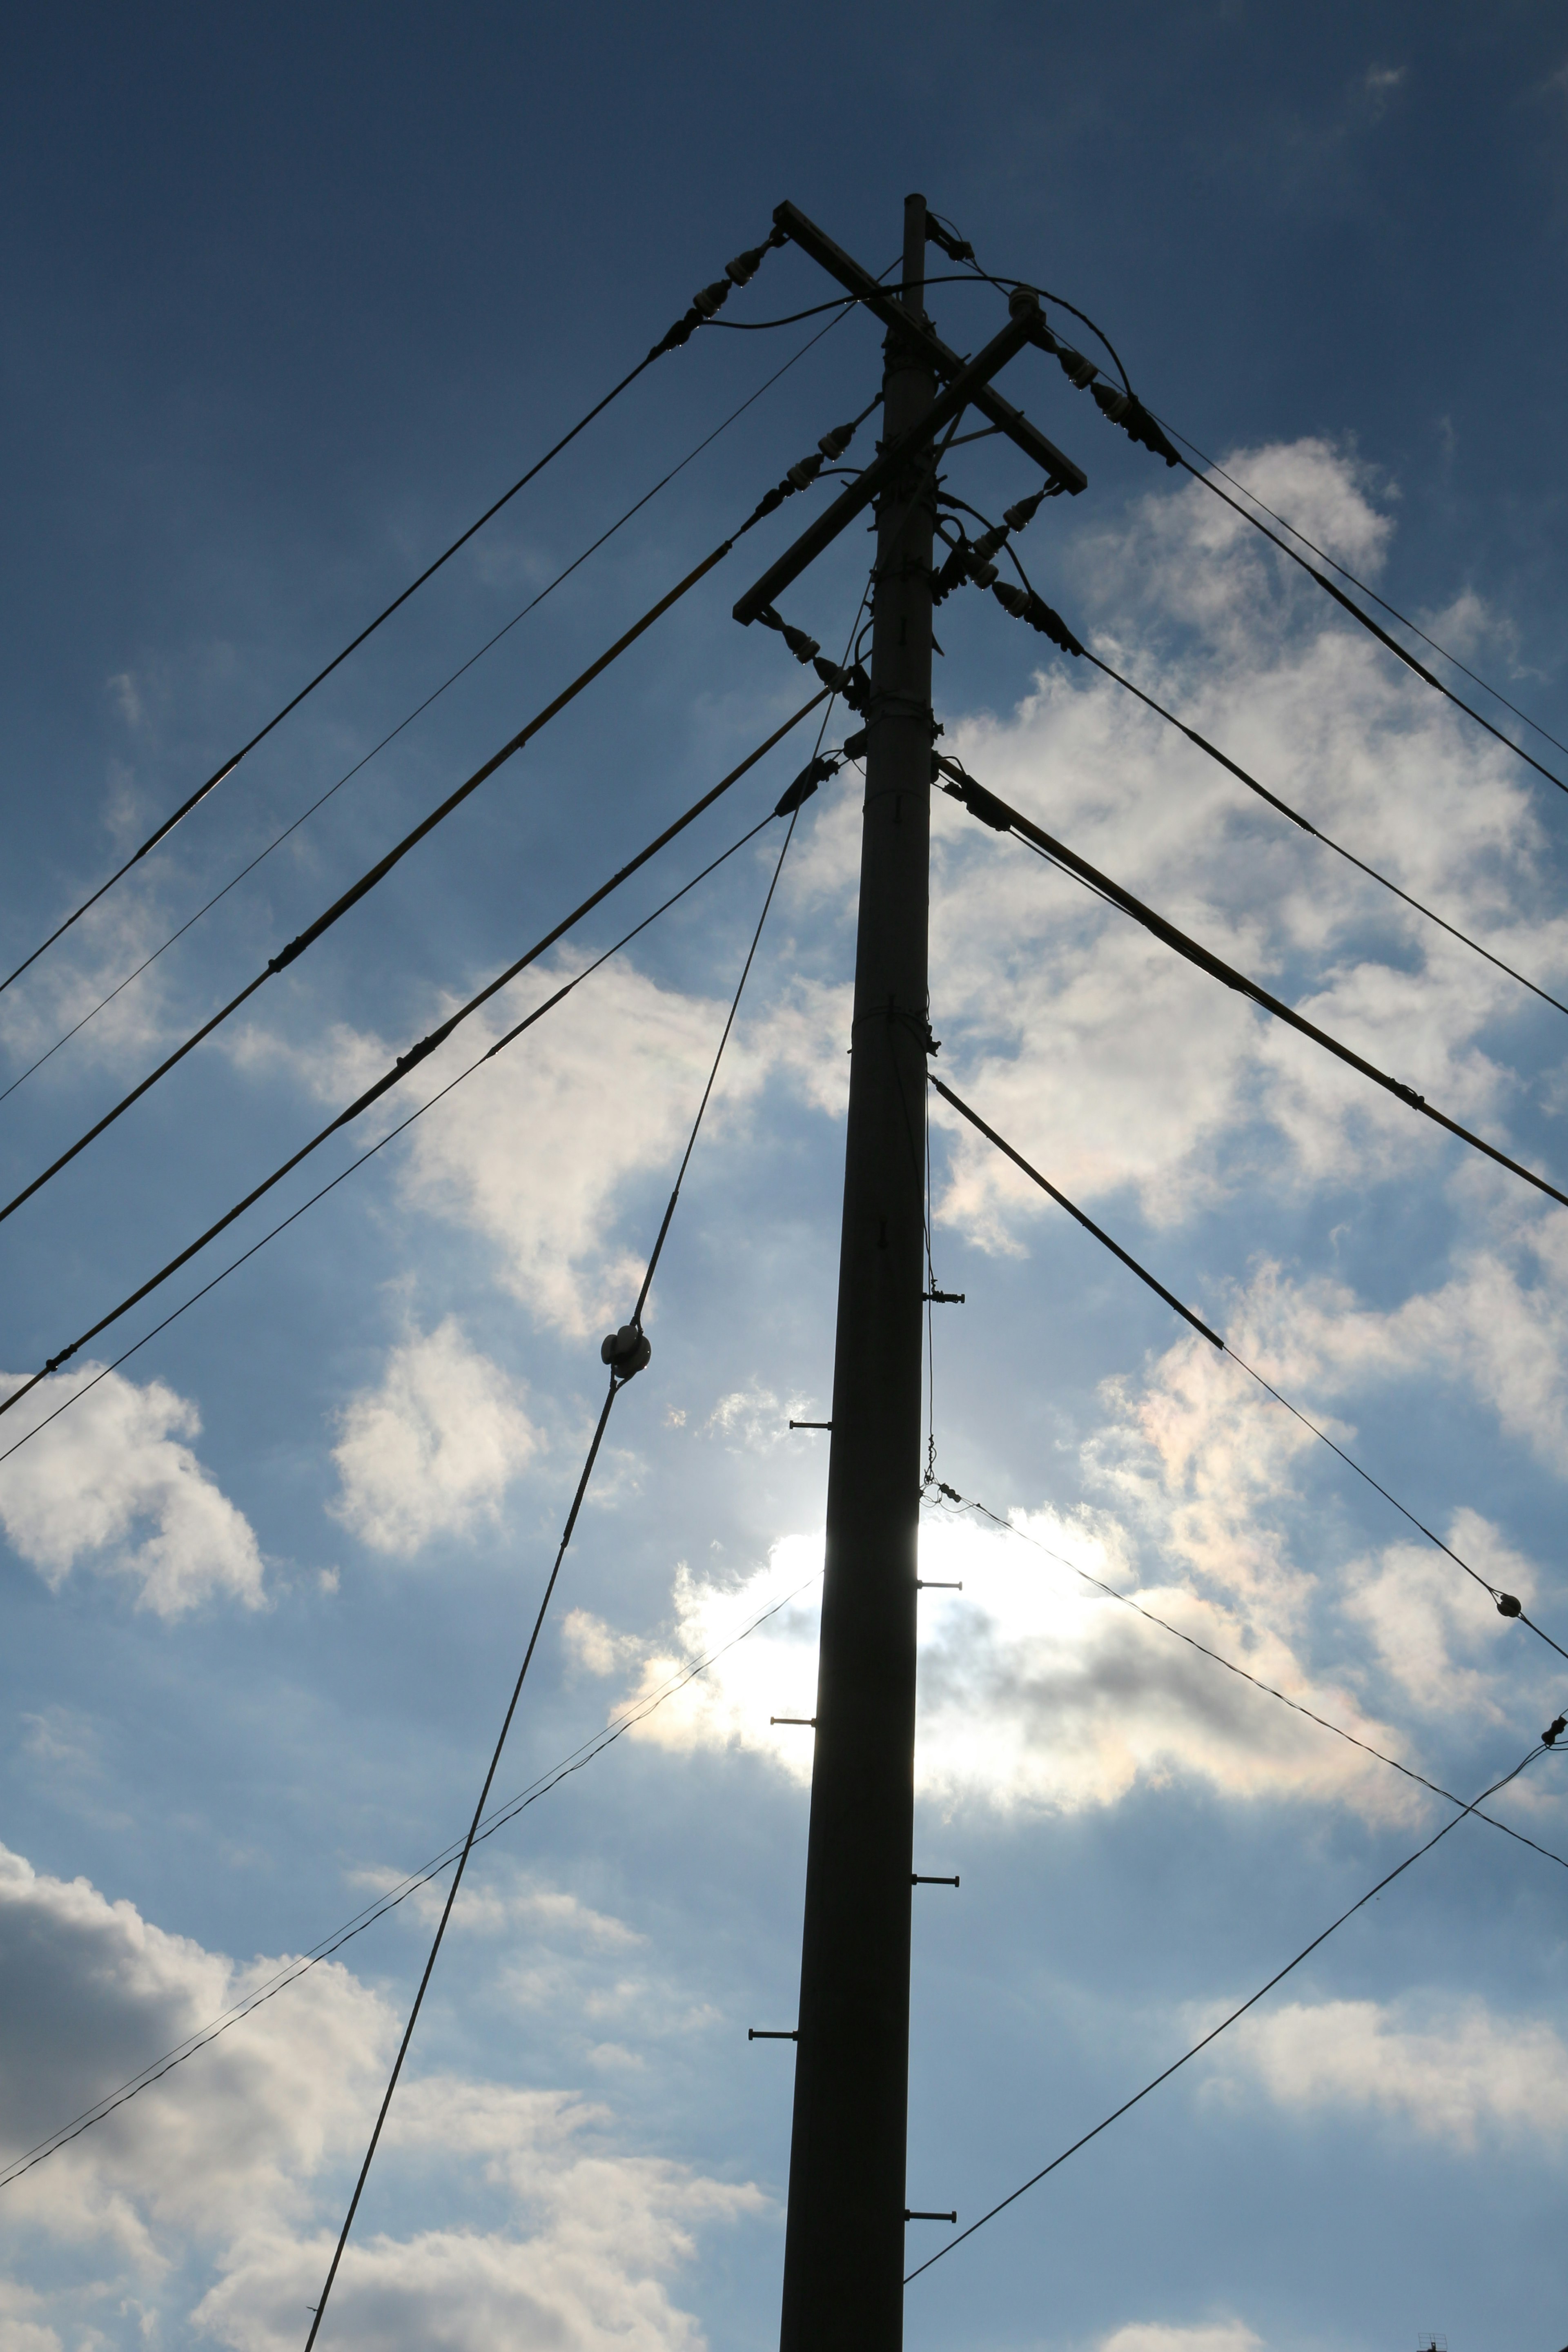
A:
[2, 5, 1567, 2351]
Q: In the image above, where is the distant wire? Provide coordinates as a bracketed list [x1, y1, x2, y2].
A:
[924, 1483, 1568, 1873]
[0, 692, 829, 1430]
[303, 731, 805, 2352]
[0, 1562, 824, 2193]
[1153, 418, 1568, 767]
[0, 305, 858, 1111]
[927, 1072, 1568, 1673]
[906, 1738, 1555, 2284]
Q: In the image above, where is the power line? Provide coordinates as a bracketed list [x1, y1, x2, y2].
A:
[927, 1071, 1568, 1673]
[938, 758, 1568, 1217]
[940, 518, 1568, 1024]
[923, 1483, 1568, 1874]
[0, 693, 831, 1428]
[301, 762, 806, 2352]
[0, 1563, 824, 2194]
[906, 1738, 1557, 2285]
[958, 243, 1568, 786]
[0, 303, 858, 1111]
[0, 226, 796, 1002]
[1149, 422, 1568, 767]
[0, 393, 882, 1228]
[0, 783, 808, 1472]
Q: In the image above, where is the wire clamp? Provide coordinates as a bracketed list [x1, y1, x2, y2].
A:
[600, 1323, 652, 1381]
[1543, 1714, 1566, 1747]
[923, 1289, 964, 1304]
[748, 2028, 798, 2042]
[912, 1873, 960, 1887]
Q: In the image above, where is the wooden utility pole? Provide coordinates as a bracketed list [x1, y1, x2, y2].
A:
[730, 190, 1083, 2352]
[777, 191, 938, 2352]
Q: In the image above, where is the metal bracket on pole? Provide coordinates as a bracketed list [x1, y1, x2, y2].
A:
[773, 199, 1087, 496]
[733, 298, 1049, 628]
[750, 2028, 800, 2042]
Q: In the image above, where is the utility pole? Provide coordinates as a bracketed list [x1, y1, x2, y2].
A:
[777, 191, 937, 2352]
[731, 191, 1084, 2352]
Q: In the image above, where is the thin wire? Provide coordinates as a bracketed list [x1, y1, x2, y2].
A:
[0, 693, 829, 1433]
[0, 342, 682, 1000]
[1152, 417, 1568, 765]
[1168, 455, 1568, 797]
[906, 1742, 1554, 2284]
[0, 537, 746, 1234]
[944, 755, 1568, 1217]
[0, 307, 857, 1109]
[928, 1486, 1568, 1872]
[926, 1072, 1568, 1669]
[0, 815, 779, 1471]
[973, 519, 1568, 1023]
[0, 1563, 824, 2193]
[303, 797, 803, 2350]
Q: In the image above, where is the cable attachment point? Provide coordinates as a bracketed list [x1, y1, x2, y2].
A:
[991, 579, 1085, 657]
[756, 605, 821, 664]
[1542, 1714, 1566, 1747]
[774, 754, 840, 817]
[1003, 489, 1049, 532]
[600, 1323, 652, 1381]
[1089, 381, 1180, 466]
[925, 215, 976, 265]
[935, 1480, 963, 1503]
[812, 654, 871, 708]
[934, 755, 1012, 835]
[1496, 1591, 1523, 1618]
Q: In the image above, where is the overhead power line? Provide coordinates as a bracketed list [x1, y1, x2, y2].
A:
[0, 781, 811, 1472]
[1149, 424, 1568, 768]
[0, 390, 883, 1230]
[0, 301, 858, 1111]
[928, 1071, 1568, 1673]
[0, 224, 795, 1001]
[0, 692, 831, 1428]
[302, 775, 806, 2352]
[971, 263, 1568, 796]
[924, 1483, 1568, 1874]
[936, 516, 1568, 1024]
[0, 1563, 824, 2194]
[906, 1736, 1559, 2285]
[938, 759, 1568, 1218]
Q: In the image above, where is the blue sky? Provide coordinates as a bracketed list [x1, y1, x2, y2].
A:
[3, 6, 1568, 2350]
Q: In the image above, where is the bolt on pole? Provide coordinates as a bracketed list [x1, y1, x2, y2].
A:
[777, 192, 936, 2352]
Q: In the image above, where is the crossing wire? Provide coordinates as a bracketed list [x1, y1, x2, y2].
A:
[301, 766, 808, 2352]
[906, 1738, 1559, 2286]
[0, 300, 858, 1111]
[928, 1071, 1568, 1674]
[0, 225, 793, 1001]
[0, 693, 830, 1428]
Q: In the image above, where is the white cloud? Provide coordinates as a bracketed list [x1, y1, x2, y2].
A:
[0, 1365, 264, 1615]
[608, 1517, 1413, 1822]
[329, 1317, 542, 1556]
[0, 1842, 760, 2352]
[1212, 1994, 1568, 2148]
[1098, 2323, 1262, 2352]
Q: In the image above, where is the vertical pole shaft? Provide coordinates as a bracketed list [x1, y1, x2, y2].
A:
[778, 193, 936, 2352]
